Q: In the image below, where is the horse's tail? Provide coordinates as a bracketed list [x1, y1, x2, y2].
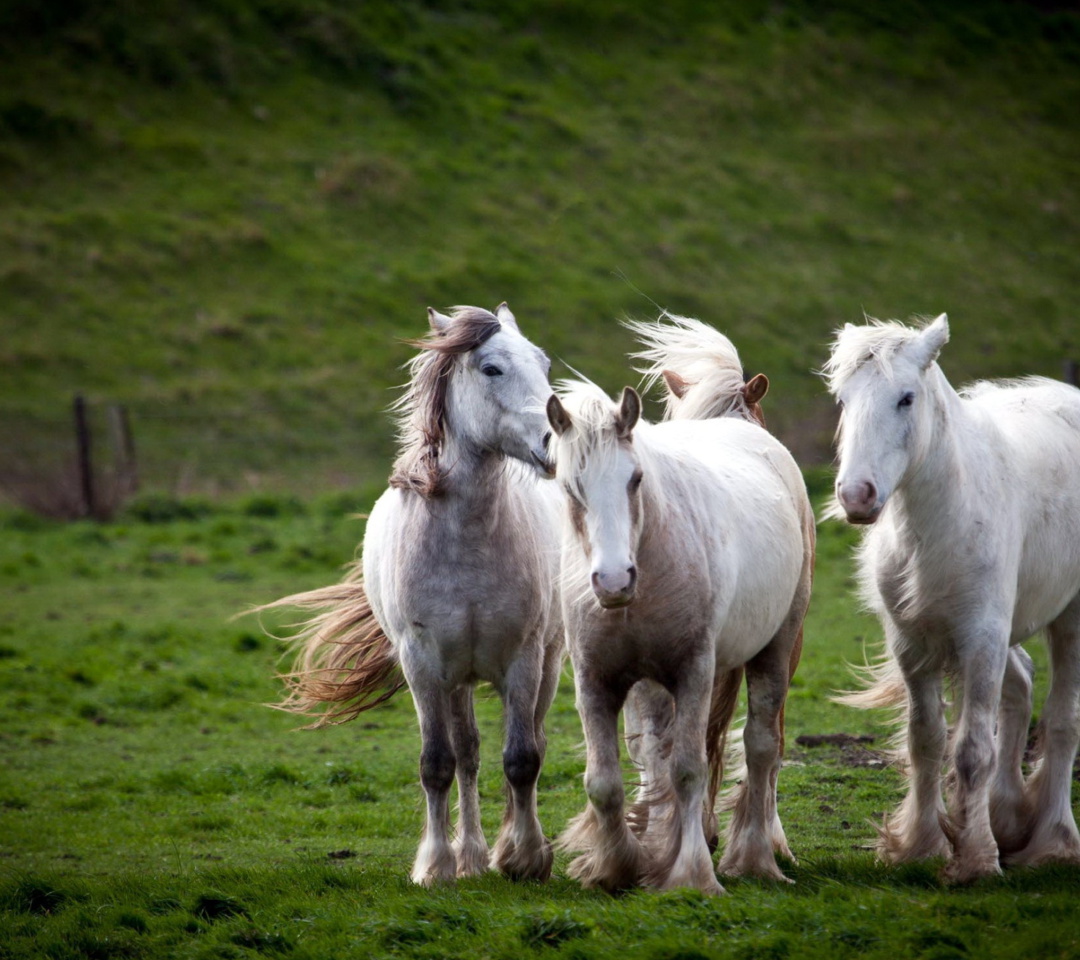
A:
[705, 665, 746, 845]
[251, 563, 405, 727]
[833, 652, 910, 761]
[833, 653, 907, 711]
[624, 313, 762, 423]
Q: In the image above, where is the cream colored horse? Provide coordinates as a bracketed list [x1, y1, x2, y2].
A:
[549, 378, 813, 894]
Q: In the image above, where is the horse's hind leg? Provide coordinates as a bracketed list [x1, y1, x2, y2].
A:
[449, 685, 489, 877]
[990, 646, 1035, 856]
[718, 638, 791, 882]
[408, 679, 458, 886]
[650, 653, 724, 895]
[624, 680, 674, 843]
[1010, 596, 1080, 867]
[492, 646, 553, 881]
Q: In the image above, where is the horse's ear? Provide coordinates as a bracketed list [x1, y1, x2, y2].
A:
[912, 313, 949, 370]
[615, 386, 641, 440]
[547, 394, 572, 437]
[743, 373, 769, 405]
[495, 302, 519, 331]
[428, 307, 453, 333]
[661, 369, 691, 399]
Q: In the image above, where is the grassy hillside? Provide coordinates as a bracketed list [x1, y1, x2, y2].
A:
[2, 0, 1078, 496]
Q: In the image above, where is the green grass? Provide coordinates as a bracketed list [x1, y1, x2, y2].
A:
[1, 1, 1078, 494]
[1, 490, 1077, 958]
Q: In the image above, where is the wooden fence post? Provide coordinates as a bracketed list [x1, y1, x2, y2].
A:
[108, 404, 138, 495]
[73, 394, 95, 518]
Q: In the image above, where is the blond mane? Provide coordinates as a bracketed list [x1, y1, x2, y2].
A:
[626, 313, 752, 421]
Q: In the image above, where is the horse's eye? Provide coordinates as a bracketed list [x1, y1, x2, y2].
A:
[898, 392, 914, 409]
[481, 364, 503, 377]
[628, 471, 643, 492]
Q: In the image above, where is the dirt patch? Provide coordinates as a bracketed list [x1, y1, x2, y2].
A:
[794, 732, 888, 769]
[795, 733, 875, 748]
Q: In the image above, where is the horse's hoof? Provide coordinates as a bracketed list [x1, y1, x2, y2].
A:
[453, 838, 491, 878]
[942, 855, 1002, 885]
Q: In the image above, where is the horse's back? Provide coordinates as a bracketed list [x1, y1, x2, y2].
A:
[968, 379, 1080, 633]
[648, 418, 811, 660]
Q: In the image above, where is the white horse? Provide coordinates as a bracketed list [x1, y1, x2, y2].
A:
[260, 304, 564, 886]
[619, 314, 798, 850]
[825, 314, 1080, 882]
[547, 378, 814, 894]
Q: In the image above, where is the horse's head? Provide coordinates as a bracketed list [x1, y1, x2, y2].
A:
[548, 384, 643, 609]
[824, 314, 949, 524]
[429, 303, 555, 479]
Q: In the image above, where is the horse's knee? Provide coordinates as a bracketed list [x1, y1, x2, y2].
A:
[743, 721, 780, 768]
[504, 742, 541, 792]
[955, 733, 995, 791]
[420, 743, 456, 793]
[585, 771, 624, 816]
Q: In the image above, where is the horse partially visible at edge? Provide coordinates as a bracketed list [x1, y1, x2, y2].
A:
[256, 304, 563, 886]
[619, 314, 804, 852]
[547, 363, 814, 894]
[825, 313, 1080, 882]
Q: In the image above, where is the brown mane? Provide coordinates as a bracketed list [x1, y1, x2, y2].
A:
[388, 306, 502, 498]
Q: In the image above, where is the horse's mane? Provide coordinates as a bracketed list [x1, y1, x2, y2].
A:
[625, 313, 754, 421]
[821, 317, 937, 395]
[389, 306, 502, 498]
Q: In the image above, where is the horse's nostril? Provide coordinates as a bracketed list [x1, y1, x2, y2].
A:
[626, 566, 637, 592]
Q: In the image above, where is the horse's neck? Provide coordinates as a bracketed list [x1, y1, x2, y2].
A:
[892, 371, 975, 528]
[432, 436, 512, 531]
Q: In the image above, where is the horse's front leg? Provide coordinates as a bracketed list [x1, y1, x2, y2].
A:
[990, 646, 1035, 856]
[1011, 597, 1080, 867]
[882, 639, 950, 863]
[558, 672, 645, 892]
[491, 646, 552, 881]
[648, 652, 723, 895]
[718, 639, 793, 882]
[404, 664, 458, 886]
[448, 685, 489, 877]
[945, 633, 1009, 882]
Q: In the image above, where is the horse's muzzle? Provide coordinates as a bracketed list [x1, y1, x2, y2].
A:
[592, 567, 637, 608]
[837, 479, 881, 524]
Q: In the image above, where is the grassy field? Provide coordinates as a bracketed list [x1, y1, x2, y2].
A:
[2, 485, 1078, 959]
[2, 1, 1078, 497]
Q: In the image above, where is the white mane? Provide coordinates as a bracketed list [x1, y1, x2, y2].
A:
[821, 317, 939, 395]
[551, 379, 628, 494]
[625, 313, 750, 420]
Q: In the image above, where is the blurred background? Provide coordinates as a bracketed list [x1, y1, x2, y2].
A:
[1, 0, 1077, 515]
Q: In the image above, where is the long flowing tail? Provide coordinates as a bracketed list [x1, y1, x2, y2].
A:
[625, 313, 765, 423]
[251, 563, 405, 727]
